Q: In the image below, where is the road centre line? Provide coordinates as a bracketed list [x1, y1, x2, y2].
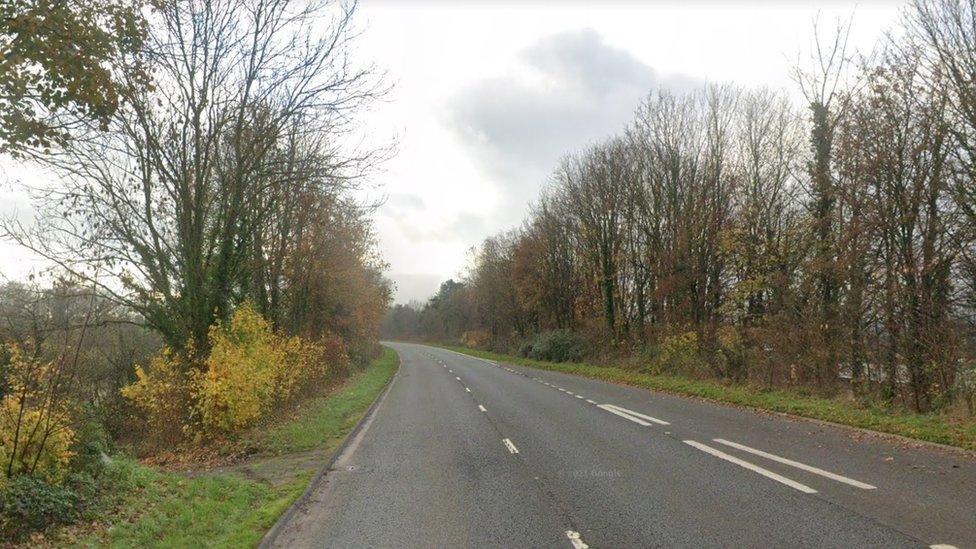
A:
[684, 440, 817, 494]
[502, 438, 519, 454]
[713, 439, 876, 490]
[566, 530, 590, 549]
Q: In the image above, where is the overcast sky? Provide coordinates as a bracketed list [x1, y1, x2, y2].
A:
[0, 1, 904, 303]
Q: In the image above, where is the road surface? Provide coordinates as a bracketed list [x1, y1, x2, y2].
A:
[270, 342, 976, 548]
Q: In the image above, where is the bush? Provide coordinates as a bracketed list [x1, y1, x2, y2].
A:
[461, 330, 490, 349]
[524, 330, 587, 363]
[120, 347, 193, 446]
[0, 397, 76, 484]
[195, 305, 285, 433]
[643, 331, 704, 375]
[0, 345, 77, 484]
[123, 303, 351, 439]
[0, 475, 78, 537]
[69, 419, 113, 475]
[716, 325, 748, 380]
[195, 303, 348, 435]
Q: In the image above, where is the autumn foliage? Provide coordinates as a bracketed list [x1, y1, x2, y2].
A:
[0, 346, 75, 484]
[383, 3, 976, 416]
[123, 303, 350, 440]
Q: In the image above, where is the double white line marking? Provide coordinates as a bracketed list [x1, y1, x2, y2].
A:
[684, 438, 876, 494]
[598, 403, 670, 426]
[712, 439, 876, 490]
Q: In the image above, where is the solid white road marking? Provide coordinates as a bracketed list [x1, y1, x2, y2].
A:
[478, 405, 487, 412]
[598, 404, 654, 426]
[713, 439, 876, 490]
[503, 438, 519, 454]
[566, 530, 589, 549]
[684, 440, 817, 494]
[602, 404, 670, 425]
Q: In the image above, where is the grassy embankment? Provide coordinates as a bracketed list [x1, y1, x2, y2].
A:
[72, 347, 399, 548]
[439, 344, 976, 452]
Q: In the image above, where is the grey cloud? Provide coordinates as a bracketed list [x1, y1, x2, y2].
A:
[390, 272, 445, 304]
[389, 210, 489, 244]
[447, 28, 705, 223]
[386, 193, 425, 213]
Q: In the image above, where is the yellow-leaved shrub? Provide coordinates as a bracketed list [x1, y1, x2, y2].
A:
[123, 303, 350, 439]
[194, 303, 348, 435]
[0, 398, 75, 484]
[120, 347, 193, 446]
[0, 345, 75, 483]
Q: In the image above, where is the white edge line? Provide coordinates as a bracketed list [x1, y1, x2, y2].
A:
[566, 530, 589, 549]
[684, 440, 817, 494]
[603, 403, 670, 426]
[713, 438, 876, 490]
[502, 438, 519, 454]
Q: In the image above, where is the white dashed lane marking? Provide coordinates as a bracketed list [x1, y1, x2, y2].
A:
[502, 438, 519, 454]
[566, 530, 589, 549]
[478, 405, 487, 412]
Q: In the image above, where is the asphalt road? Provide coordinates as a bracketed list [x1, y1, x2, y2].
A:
[270, 342, 976, 549]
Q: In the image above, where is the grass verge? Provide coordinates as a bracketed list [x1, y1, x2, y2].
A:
[71, 347, 399, 548]
[438, 344, 976, 452]
[249, 347, 399, 455]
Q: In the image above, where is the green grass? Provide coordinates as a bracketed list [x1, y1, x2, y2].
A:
[250, 346, 399, 455]
[75, 347, 399, 548]
[87, 465, 310, 549]
[439, 344, 976, 452]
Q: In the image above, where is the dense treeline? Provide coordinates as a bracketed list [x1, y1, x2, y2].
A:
[384, 0, 976, 415]
[0, 0, 388, 537]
